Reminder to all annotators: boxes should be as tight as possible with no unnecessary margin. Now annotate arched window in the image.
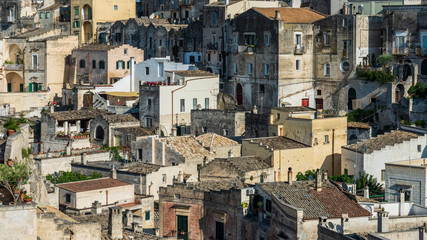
[99,60,105,69]
[116,60,125,69]
[95,126,104,140]
[324,63,330,76]
[79,59,85,68]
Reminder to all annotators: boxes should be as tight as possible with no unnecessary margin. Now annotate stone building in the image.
[89,113,139,147]
[1,28,78,95]
[191,109,246,137]
[139,70,219,136]
[58,177,134,214]
[225,8,325,110]
[347,121,371,144]
[159,180,251,240]
[200,155,274,184]
[0,0,42,31]
[111,126,154,148]
[152,0,208,21]
[342,129,427,184]
[70,44,144,86]
[195,133,241,159]
[70,0,136,44]
[202,0,281,76]
[34,3,71,33]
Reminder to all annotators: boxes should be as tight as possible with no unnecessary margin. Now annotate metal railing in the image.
[294,45,305,55]
[392,46,409,55]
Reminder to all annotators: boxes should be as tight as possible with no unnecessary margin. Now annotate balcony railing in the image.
[294,45,305,55]
[3,64,23,71]
[392,46,409,55]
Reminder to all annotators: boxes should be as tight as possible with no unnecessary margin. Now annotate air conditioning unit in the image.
[246,188,255,196]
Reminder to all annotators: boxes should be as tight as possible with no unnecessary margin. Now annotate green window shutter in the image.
[145,211,150,220]
[127,61,130,69]
[29,83,33,92]
[116,61,119,69]
[38,84,42,91]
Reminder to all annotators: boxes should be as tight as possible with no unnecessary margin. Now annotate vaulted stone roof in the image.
[187,179,249,192]
[125,163,161,175]
[196,133,239,148]
[159,136,211,158]
[259,181,371,220]
[343,130,420,154]
[247,136,309,150]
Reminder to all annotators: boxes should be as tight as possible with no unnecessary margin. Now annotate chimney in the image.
[399,188,405,216]
[130,57,135,92]
[377,208,389,233]
[288,167,293,185]
[108,206,123,239]
[172,127,177,137]
[124,210,133,228]
[66,145,71,156]
[341,214,349,234]
[315,169,322,191]
[110,165,117,179]
[322,170,328,181]
[81,153,87,165]
[275,10,281,20]
[419,223,427,240]
[228,150,233,158]
[91,201,102,214]
[363,185,369,198]
[50,105,54,113]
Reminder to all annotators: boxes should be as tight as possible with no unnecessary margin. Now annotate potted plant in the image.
[241,202,248,208]
[13,187,19,194]
[3,118,18,136]
[23,194,32,203]
[7,159,13,166]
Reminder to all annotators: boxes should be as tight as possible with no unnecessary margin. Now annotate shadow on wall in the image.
[321,153,342,176]
[422,146,427,158]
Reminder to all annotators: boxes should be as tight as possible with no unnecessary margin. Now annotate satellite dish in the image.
[308,175,313,180]
[358,4,364,14]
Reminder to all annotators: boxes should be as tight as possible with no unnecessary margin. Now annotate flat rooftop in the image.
[386,158,427,168]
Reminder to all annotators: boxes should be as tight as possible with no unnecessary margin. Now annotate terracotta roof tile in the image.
[248,136,309,150]
[115,127,154,137]
[47,109,109,121]
[125,163,161,174]
[206,156,270,173]
[57,178,131,193]
[196,133,239,147]
[101,114,139,123]
[343,130,420,154]
[159,136,211,158]
[348,122,371,129]
[254,7,326,23]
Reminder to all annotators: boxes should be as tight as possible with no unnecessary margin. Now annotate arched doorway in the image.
[422,60,427,76]
[348,88,356,110]
[83,21,93,43]
[236,83,243,105]
[83,92,93,108]
[95,126,104,140]
[8,44,22,64]
[395,84,405,102]
[6,72,24,92]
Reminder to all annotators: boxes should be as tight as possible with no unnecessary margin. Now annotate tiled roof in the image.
[206,156,270,173]
[47,109,109,121]
[115,127,154,137]
[37,205,78,223]
[125,162,161,174]
[259,181,371,219]
[248,136,309,150]
[159,136,211,158]
[342,130,420,154]
[72,213,164,240]
[254,8,326,23]
[12,28,52,38]
[101,114,139,123]
[188,179,249,192]
[57,178,131,193]
[348,122,371,129]
[167,70,217,77]
[74,44,120,51]
[196,133,239,148]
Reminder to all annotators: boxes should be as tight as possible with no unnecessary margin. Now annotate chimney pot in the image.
[275,10,281,20]
[288,167,293,185]
[315,169,322,191]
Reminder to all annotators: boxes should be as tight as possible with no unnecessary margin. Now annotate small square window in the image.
[66,193,71,203]
[145,211,150,221]
[317,90,322,96]
[145,67,149,75]
[202,127,207,133]
[114,5,118,11]
[418,145,422,152]
[223,129,229,136]
[147,98,152,106]
[324,135,329,144]
[124,48,128,54]
[162,174,166,183]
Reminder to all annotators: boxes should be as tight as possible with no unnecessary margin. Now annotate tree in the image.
[0,161,31,204]
[296,169,316,181]
[355,171,383,196]
[377,54,394,67]
[328,174,354,183]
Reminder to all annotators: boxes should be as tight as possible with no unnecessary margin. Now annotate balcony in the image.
[294,45,305,55]
[392,46,409,56]
[244,46,256,55]
[180,0,194,6]
[3,64,23,71]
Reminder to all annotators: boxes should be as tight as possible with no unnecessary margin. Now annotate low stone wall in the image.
[4,123,31,161]
[317,225,354,240]
[0,92,55,112]
[0,203,38,240]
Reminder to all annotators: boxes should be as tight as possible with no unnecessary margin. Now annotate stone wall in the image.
[245,112,270,138]
[4,123,31,161]
[318,225,354,240]
[0,204,38,240]
[191,109,246,137]
[0,92,55,113]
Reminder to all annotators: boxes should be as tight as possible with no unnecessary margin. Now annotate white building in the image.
[341,129,427,184]
[139,70,219,136]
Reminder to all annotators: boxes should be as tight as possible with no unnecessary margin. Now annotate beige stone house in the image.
[70,44,144,86]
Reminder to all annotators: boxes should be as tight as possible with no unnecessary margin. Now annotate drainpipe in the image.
[332,129,335,175]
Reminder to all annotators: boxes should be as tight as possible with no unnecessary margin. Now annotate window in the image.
[418,145,422,152]
[340,61,350,72]
[381,170,385,181]
[314,138,318,145]
[73,21,80,28]
[344,168,348,175]
[193,98,197,109]
[124,48,128,54]
[92,60,96,69]
[296,60,300,70]
[159,39,162,47]
[212,12,217,26]
[116,61,125,69]
[158,63,164,77]
[180,99,185,112]
[202,127,207,133]
[149,37,153,49]
[244,33,255,46]
[343,18,348,27]
[45,12,50,19]
[145,211,150,221]
[324,63,330,76]
[295,34,302,46]
[233,63,237,74]
[146,117,152,128]
[66,193,71,203]
[145,67,149,75]
[205,98,209,109]
[114,5,118,11]
[174,194,181,200]
[264,64,269,76]
[316,98,323,109]
[147,98,152,106]
[99,60,105,69]
[266,199,272,212]
[127,60,130,69]
[324,32,330,46]
[265,34,269,46]
[277,113,280,120]
[115,33,122,42]
[138,149,142,160]
[259,84,265,93]
[39,12,44,19]
[317,89,322,96]
[74,7,79,16]
[324,135,329,144]
[162,174,167,183]
[302,98,309,107]
[223,129,229,136]
[208,53,211,61]
[32,54,38,69]
[248,63,253,75]
[233,34,238,44]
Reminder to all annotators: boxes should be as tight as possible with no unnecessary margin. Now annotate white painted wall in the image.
[146,165,184,200]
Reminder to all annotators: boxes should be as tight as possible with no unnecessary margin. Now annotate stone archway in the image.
[8,44,22,64]
[236,83,243,106]
[348,88,356,110]
[95,125,104,141]
[5,72,24,92]
[82,4,92,20]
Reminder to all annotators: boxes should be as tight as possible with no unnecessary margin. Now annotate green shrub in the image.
[357,69,395,84]
[377,54,394,67]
